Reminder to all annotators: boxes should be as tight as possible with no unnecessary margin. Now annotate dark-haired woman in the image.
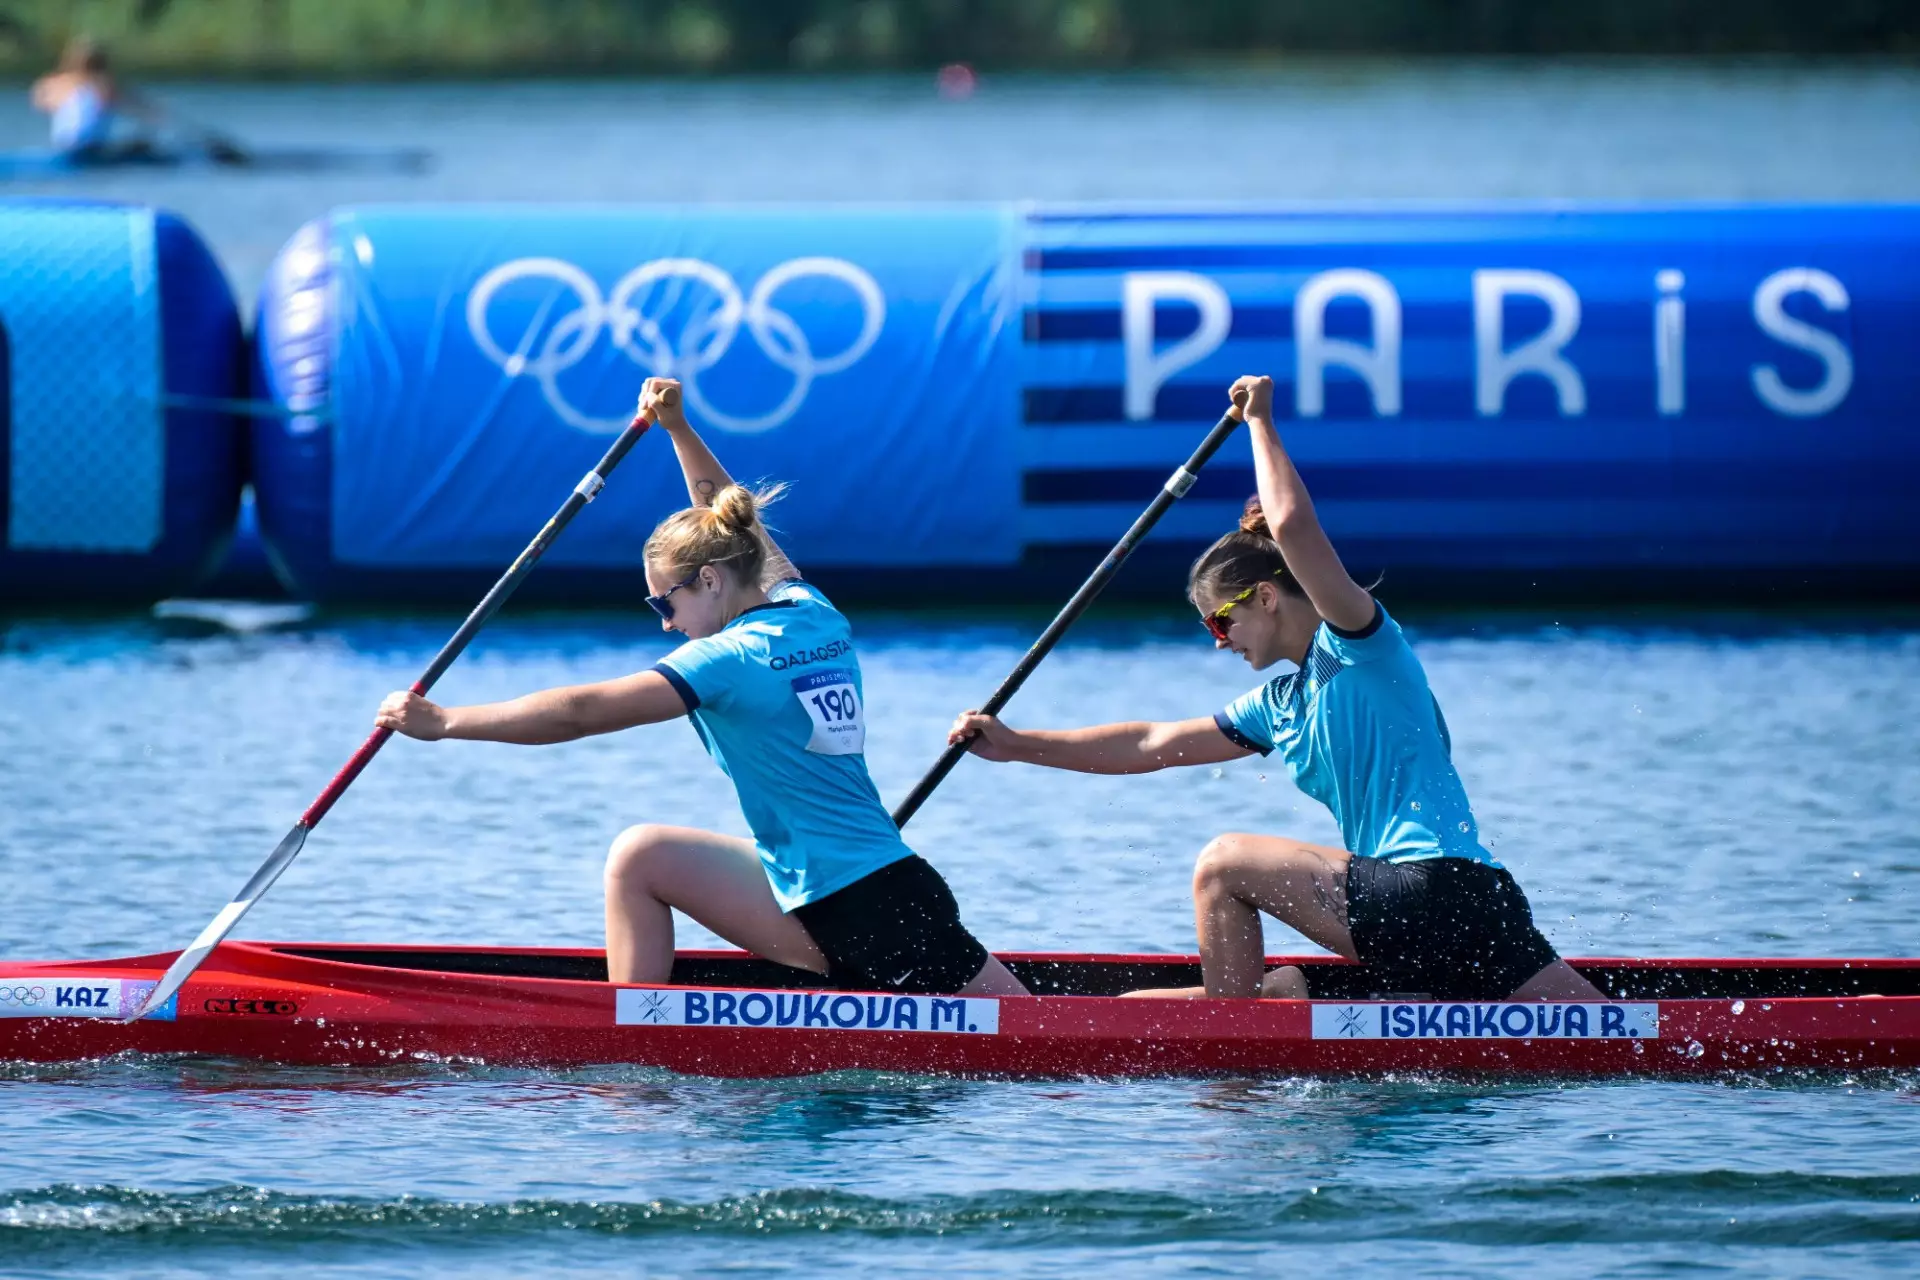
[379,378,1025,998]
[949,375,1601,1002]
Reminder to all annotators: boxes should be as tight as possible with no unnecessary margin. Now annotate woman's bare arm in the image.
[377,671,689,746]
[638,377,800,585]
[1232,375,1377,633]
[948,713,1251,775]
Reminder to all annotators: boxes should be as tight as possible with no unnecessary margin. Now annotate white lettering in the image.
[1751,268,1853,417]
[1122,272,1231,421]
[1474,269,1585,417]
[1295,269,1401,418]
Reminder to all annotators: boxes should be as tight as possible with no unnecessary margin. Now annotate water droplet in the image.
[1211,768,1224,780]
[1458,822,1470,833]
[1632,1040,1645,1055]
[1687,1041,1705,1059]
[1411,801,1421,812]
[1731,1000,1746,1015]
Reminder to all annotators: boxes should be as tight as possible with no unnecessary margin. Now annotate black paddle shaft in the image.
[891,409,1242,829]
[304,412,653,832]
[414,418,650,693]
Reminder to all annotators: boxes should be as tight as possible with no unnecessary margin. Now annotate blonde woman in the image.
[378,378,1025,997]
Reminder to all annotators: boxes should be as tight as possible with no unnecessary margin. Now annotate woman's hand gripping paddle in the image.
[125,391,674,1021]
[890,407,1244,828]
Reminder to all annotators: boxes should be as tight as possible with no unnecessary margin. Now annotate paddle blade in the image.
[123,823,309,1022]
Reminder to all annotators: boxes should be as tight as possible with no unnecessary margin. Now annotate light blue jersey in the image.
[50,84,113,152]
[653,580,913,911]
[1214,603,1497,867]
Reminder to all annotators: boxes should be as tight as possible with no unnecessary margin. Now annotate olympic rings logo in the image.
[0,986,47,1004]
[466,255,887,435]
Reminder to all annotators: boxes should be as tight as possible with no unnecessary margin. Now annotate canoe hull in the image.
[3,943,1916,1078]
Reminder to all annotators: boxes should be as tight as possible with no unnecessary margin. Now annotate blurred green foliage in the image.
[1,0,1913,75]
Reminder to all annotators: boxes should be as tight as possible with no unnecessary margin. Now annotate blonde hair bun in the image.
[710,484,760,533]
[646,481,788,587]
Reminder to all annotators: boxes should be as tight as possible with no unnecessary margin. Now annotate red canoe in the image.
[2,942,1917,1077]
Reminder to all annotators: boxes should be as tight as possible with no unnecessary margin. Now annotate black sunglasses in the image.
[645,566,705,621]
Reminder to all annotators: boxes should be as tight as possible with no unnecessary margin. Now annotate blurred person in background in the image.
[31,35,241,162]
[33,36,151,156]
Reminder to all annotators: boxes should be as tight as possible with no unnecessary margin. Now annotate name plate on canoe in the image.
[616,987,1000,1035]
[0,978,176,1021]
[1312,1001,1658,1040]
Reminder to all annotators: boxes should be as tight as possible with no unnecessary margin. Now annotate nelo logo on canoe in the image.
[203,997,299,1016]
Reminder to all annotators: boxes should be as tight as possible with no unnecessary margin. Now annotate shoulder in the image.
[654,629,760,711]
[764,580,853,639]
[1314,601,1410,667]
[1215,671,1299,755]
[770,578,838,612]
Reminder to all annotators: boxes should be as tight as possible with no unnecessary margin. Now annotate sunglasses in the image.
[645,566,705,621]
[1202,584,1260,643]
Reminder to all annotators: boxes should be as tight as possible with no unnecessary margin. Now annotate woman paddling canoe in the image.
[379,377,1026,998]
[949,374,1604,1004]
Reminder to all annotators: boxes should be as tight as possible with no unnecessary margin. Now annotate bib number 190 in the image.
[791,668,865,755]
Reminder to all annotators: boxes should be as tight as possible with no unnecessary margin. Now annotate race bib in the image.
[792,668,865,755]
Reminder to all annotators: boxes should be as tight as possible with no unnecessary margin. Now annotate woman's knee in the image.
[606,823,675,887]
[1192,833,1260,900]
[1260,966,1310,999]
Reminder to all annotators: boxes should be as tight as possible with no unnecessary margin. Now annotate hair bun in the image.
[710,484,760,533]
[1238,496,1269,537]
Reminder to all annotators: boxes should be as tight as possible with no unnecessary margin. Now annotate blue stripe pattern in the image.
[1017,205,1920,569]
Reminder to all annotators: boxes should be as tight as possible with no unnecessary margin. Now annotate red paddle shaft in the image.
[128,411,655,1020]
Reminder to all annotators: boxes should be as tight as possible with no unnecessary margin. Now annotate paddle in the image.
[125,400,664,1021]
[891,407,1243,828]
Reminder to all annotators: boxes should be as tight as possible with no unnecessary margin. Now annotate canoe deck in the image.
[3,942,1917,1078]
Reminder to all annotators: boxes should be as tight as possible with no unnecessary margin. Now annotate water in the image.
[2,63,1919,302]
[2,608,1919,1276]
[4,61,1920,1275]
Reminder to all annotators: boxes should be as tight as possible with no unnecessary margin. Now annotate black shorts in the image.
[790,855,991,995]
[1344,856,1560,1000]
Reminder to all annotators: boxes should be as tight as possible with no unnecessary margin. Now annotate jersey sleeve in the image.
[1214,684,1277,756]
[653,633,749,713]
[1316,600,1408,666]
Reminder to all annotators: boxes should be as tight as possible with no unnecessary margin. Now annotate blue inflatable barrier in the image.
[0,200,243,605]
[254,204,1920,604]
[253,206,1016,603]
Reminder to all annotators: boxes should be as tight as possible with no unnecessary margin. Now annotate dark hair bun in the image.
[1238,496,1269,537]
